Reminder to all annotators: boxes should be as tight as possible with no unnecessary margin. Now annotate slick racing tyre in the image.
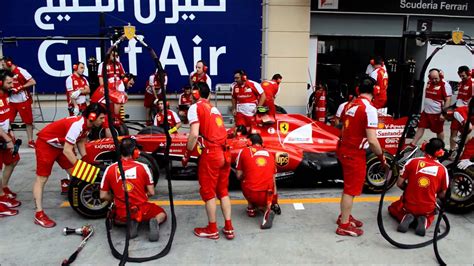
[136,152,160,186]
[137,126,165,135]
[68,176,110,219]
[88,124,129,140]
[275,105,287,114]
[446,166,474,213]
[364,151,398,194]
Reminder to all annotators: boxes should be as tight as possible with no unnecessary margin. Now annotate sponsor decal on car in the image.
[283,124,313,144]
[275,152,289,167]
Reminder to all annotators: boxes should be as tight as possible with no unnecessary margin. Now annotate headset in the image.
[457,65,472,77]
[122,73,134,86]
[197,60,208,73]
[421,140,445,158]
[73,63,79,72]
[4,58,13,68]
[192,82,204,100]
[83,103,102,121]
[428,68,444,80]
[237,70,247,82]
[120,137,141,160]
[356,76,379,95]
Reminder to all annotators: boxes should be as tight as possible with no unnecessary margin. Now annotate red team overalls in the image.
[187,98,230,201]
[90,84,127,129]
[231,80,264,128]
[65,73,89,115]
[370,67,388,109]
[100,158,166,222]
[337,96,379,196]
[9,66,34,125]
[236,145,276,208]
[388,156,449,229]
[153,110,181,129]
[144,73,167,108]
[260,80,279,118]
[419,80,452,134]
[456,77,473,107]
[190,71,212,89]
[0,94,20,170]
[452,106,474,160]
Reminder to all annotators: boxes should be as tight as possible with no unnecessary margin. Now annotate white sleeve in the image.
[365,64,374,75]
[18,67,33,81]
[100,164,114,190]
[336,102,347,118]
[98,63,104,77]
[153,114,158,127]
[252,81,264,94]
[235,149,244,169]
[187,104,199,124]
[148,74,154,85]
[189,71,196,78]
[444,82,453,97]
[65,119,85,144]
[65,76,73,92]
[454,111,465,124]
[84,77,89,86]
[365,105,378,128]
[172,110,181,123]
[178,93,184,105]
[230,82,237,96]
[206,74,212,91]
[369,69,377,80]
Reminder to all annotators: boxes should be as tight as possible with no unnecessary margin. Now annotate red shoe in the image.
[336,224,364,237]
[28,140,36,149]
[222,227,235,240]
[3,187,17,199]
[0,195,21,208]
[194,226,219,239]
[34,211,56,228]
[246,207,257,217]
[337,214,363,228]
[0,204,18,217]
[61,179,70,195]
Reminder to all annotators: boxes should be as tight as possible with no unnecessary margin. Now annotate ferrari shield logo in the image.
[124,25,136,40]
[279,122,289,135]
[452,30,463,44]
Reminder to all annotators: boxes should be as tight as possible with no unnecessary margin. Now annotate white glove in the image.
[153,99,159,105]
[71,90,82,99]
[73,107,80,116]
[457,159,474,170]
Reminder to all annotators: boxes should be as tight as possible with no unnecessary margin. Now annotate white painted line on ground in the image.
[293,203,305,210]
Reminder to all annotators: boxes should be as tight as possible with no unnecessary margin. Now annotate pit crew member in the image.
[100,137,167,242]
[2,57,37,148]
[65,62,90,116]
[144,71,167,125]
[231,70,266,131]
[455,65,473,107]
[236,134,277,229]
[336,76,386,237]
[33,103,106,228]
[388,138,448,236]
[182,82,234,240]
[98,51,125,86]
[178,85,192,123]
[454,101,474,169]
[261,74,282,119]
[189,60,212,89]
[153,99,181,134]
[410,69,452,147]
[369,57,389,109]
[0,70,21,217]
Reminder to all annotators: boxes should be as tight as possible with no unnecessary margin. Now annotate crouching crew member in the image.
[388,138,449,236]
[33,104,106,228]
[182,82,234,240]
[144,71,167,125]
[100,137,166,242]
[260,74,282,119]
[0,70,21,217]
[455,102,474,170]
[65,62,90,116]
[336,76,386,237]
[231,70,266,132]
[153,99,181,134]
[236,134,277,229]
[178,85,193,123]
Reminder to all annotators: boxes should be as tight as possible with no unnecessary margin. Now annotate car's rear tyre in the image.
[137,126,165,135]
[363,152,398,194]
[275,105,287,114]
[446,167,474,213]
[68,154,160,219]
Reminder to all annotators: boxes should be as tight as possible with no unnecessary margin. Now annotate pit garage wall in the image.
[262,0,311,114]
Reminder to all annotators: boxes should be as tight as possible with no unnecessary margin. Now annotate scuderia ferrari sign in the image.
[400,0,469,12]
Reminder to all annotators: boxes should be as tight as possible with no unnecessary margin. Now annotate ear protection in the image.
[73,64,78,71]
[5,59,13,68]
[202,62,208,73]
[192,88,201,100]
[370,59,375,66]
[240,70,247,82]
[121,137,141,159]
[88,112,97,121]
[421,142,445,158]
[122,76,129,85]
[428,68,444,80]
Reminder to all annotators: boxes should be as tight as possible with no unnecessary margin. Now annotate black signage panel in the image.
[311,0,474,17]
[417,19,433,32]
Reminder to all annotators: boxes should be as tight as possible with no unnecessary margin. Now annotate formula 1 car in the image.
[69,112,414,218]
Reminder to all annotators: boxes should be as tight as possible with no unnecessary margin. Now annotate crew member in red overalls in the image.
[98,51,125,86]
[144,71,167,126]
[153,99,181,134]
[100,137,167,242]
[178,85,193,123]
[336,76,386,237]
[369,57,389,109]
[189,60,212,89]
[2,57,37,148]
[0,70,21,217]
[65,62,90,116]
[231,70,266,132]
[33,104,106,228]
[453,101,474,169]
[410,69,452,147]
[260,74,282,119]
[455,65,473,107]
[182,82,234,240]
[312,84,327,123]
[388,138,449,236]
[236,134,277,229]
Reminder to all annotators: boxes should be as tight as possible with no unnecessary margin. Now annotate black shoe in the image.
[271,204,281,215]
[261,209,275,229]
[149,218,160,242]
[397,214,415,233]
[415,216,427,236]
[130,220,139,239]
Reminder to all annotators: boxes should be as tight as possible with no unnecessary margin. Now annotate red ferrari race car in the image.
[68,112,471,218]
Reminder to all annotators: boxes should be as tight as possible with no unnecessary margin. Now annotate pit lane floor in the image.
[0,125,473,265]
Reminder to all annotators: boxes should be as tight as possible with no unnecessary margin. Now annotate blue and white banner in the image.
[1,0,262,93]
